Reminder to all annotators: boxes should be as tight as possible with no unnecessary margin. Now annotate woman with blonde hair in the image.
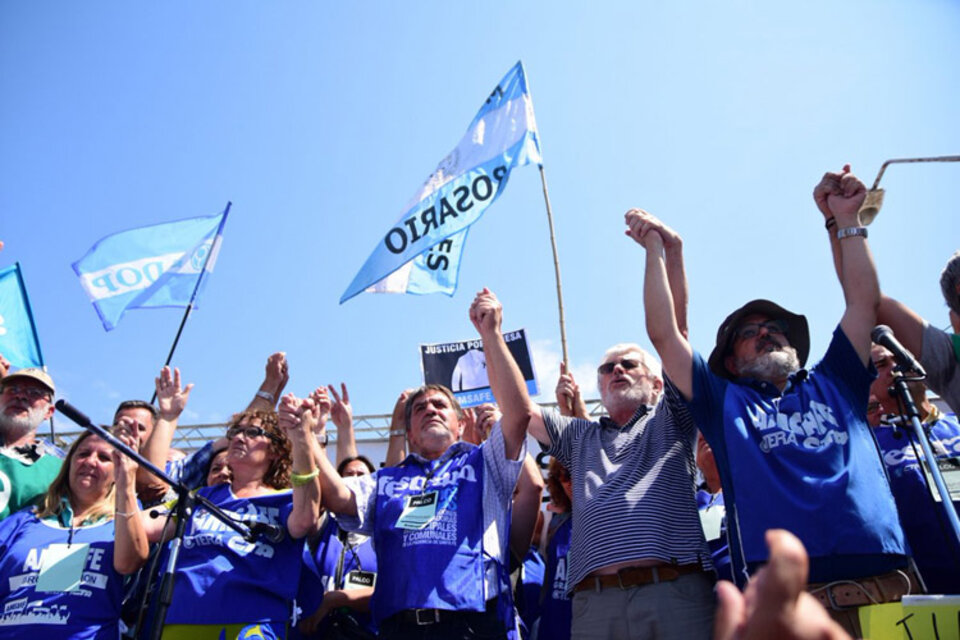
[0,425,148,639]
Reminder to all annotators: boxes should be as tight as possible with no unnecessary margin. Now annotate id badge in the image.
[699,505,725,542]
[395,491,438,530]
[36,543,89,593]
[921,456,960,503]
[345,569,377,590]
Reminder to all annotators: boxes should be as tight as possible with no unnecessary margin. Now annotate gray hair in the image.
[598,343,662,382]
[941,251,960,316]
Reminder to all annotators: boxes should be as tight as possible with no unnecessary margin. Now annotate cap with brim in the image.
[707,299,810,381]
[2,368,55,396]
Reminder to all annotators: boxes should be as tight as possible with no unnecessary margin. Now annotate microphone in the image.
[55,399,95,427]
[871,325,926,377]
[246,521,285,544]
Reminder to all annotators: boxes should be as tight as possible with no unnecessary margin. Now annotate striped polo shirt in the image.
[543,382,712,591]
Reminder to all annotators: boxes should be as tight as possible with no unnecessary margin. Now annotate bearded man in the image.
[637,165,912,638]
[0,368,62,520]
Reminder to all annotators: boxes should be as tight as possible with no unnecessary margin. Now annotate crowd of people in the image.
[0,164,959,639]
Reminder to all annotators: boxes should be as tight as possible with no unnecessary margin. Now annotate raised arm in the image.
[627,209,695,399]
[246,352,290,411]
[555,363,589,419]
[470,288,539,457]
[137,366,193,500]
[278,393,322,538]
[877,295,925,357]
[813,166,876,365]
[280,394,358,517]
[384,389,413,466]
[112,427,149,574]
[510,453,546,560]
[328,383,359,463]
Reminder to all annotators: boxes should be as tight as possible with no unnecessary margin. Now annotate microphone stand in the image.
[885,374,960,547]
[54,400,259,640]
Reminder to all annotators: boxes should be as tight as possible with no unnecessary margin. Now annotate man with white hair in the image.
[0,368,62,520]
[497,305,715,634]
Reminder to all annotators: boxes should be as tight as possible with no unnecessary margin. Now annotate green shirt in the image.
[0,446,63,520]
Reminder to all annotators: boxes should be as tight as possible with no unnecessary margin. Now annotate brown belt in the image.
[809,568,921,609]
[573,563,705,593]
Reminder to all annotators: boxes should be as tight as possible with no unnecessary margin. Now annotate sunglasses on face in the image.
[597,358,642,376]
[226,425,280,443]
[734,319,788,341]
[1,383,51,402]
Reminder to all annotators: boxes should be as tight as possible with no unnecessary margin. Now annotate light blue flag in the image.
[72,206,229,331]
[0,263,44,368]
[341,61,542,303]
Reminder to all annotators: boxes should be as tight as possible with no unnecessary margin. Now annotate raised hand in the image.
[112,419,141,487]
[264,352,290,397]
[624,208,667,251]
[555,362,581,415]
[469,287,503,336]
[813,164,866,223]
[155,366,194,421]
[328,383,353,430]
[474,403,502,439]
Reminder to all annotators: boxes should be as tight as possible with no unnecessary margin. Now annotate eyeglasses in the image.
[226,425,280,442]
[1,383,52,402]
[597,358,642,376]
[734,319,788,341]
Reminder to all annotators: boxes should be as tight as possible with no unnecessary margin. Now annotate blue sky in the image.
[1,2,958,432]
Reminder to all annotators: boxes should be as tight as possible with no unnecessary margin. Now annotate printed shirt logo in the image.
[738,400,848,453]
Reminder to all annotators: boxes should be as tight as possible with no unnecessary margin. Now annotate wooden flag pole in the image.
[537,164,569,369]
[149,202,231,404]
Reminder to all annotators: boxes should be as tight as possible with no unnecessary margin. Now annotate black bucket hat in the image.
[707,299,810,380]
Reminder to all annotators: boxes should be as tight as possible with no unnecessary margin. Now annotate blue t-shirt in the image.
[696,489,731,583]
[537,514,572,640]
[162,484,302,626]
[687,327,907,584]
[292,515,378,639]
[873,413,960,594]
[0,510,124,640]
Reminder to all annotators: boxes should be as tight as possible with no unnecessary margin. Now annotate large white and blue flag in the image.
[72,206,229,331]
[340,61,542,303]
[0,263,44,368]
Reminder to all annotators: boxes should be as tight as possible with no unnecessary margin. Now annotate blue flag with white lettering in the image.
[340,61,542,303]
[72,207,229,331]
[0,263,44,368]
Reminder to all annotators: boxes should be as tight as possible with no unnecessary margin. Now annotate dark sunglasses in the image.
[734,319,788,341]
[226,425,280,443]
[597,358,641,376]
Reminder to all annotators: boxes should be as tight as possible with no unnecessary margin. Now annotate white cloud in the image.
[530,339,598,404]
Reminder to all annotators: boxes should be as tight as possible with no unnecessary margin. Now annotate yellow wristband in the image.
[291,469,319,487]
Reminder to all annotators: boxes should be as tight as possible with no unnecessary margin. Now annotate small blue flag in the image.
[72,206,229,331]
[341,61,542,303]
[0,263,44,368]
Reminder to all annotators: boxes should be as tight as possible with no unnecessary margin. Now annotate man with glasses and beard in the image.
[636,166,912,638]
[0,368,62,521]
[492,286,716,636]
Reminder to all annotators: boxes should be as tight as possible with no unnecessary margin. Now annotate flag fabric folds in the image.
[0,263,44,368]
[72,207,229,331]
[340,61,542,304]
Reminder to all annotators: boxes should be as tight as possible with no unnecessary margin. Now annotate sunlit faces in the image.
[340,459,371,478]
[114,407,157,448]
[206,448,232,487]
[69,436,115,499]
[597,349,662,413]
[226,418,277,468]
[869,344,896,404]
[408,390,463,451]
[725,314,800,381]
[0,379,54,433]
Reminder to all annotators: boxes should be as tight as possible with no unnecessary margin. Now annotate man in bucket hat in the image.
[633,165,913,638]
[0,367,63,520]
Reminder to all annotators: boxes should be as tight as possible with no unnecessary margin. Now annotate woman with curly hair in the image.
[145,405,322,640]
[0,427,147,639]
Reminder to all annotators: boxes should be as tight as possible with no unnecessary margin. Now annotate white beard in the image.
[736,346,800,381]
[601,384,656,419]
[0,402,46,444]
